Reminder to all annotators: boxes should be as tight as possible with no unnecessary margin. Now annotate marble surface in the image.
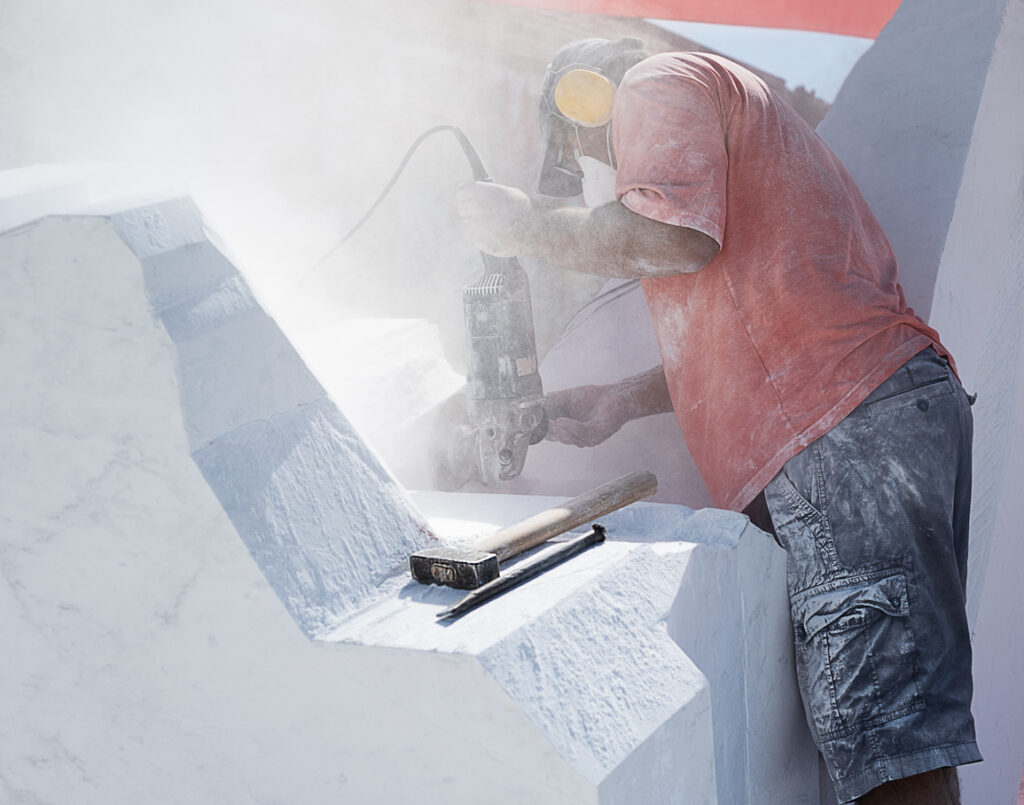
[0,182,817,803]
[294,317,465,491]
[106,198,432,638]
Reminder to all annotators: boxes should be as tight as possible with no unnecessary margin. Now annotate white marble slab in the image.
[0,178,816,804]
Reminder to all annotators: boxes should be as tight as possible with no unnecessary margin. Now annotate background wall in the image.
[820,0,1024,801]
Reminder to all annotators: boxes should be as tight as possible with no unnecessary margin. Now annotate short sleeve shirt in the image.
[612,53,949,511]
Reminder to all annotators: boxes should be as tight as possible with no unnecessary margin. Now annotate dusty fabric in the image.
[611,52,950,511]
[762,348,981,802]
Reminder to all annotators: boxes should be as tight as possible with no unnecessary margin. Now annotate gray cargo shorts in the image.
[762,347,982,803]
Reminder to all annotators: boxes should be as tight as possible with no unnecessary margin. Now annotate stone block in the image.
[0,175,815,804]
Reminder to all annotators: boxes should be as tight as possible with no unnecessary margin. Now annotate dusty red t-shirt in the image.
[612,53,949,511]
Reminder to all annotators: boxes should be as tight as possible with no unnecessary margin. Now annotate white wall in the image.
[818,0,1008,320]
[823,0,1024,801]
[927,2,1024,800]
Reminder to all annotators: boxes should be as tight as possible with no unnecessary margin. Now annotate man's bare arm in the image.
[456,181,719,278]
[545,365,674,447]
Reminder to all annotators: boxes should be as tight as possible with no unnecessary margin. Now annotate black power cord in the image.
[293,125,490,295]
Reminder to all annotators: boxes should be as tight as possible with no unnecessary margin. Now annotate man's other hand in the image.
[544,384,633,447]
[455,181,535,257]
[544,368,674,447]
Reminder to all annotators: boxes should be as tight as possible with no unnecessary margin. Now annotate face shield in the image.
[537,115,584,197]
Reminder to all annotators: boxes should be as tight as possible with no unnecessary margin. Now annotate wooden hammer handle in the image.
[474,471,658,562]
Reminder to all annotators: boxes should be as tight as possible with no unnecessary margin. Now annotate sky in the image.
[649,20,874,102]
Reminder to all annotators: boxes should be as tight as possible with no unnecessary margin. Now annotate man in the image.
[456,37,980,804]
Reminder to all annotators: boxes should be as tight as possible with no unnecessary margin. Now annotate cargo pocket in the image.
[791,570,923,739]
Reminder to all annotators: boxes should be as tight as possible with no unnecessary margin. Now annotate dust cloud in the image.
[2,0,686,497]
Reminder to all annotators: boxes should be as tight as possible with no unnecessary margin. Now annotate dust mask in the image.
[576,155,618,208]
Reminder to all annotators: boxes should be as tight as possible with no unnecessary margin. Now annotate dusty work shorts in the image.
[762,347,983,803]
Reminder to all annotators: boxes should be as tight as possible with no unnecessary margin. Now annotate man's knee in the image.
[857,766,961,804]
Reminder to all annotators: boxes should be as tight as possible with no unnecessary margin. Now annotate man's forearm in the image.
[542,365,674,447]
[525,201,719,278]
[618,365,674,417]
[455,181,719,278]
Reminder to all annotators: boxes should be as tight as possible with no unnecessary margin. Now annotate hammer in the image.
[410,471,657,589]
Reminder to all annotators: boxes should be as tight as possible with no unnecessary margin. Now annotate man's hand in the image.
[455,181,536,257]
[544,384,633,447]
[544,367,674,448]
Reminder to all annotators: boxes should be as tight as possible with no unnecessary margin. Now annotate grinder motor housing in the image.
[462,251,547,485]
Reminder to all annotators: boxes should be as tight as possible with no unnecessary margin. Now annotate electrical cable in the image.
[291,124,489,297]
[291,124,625,361]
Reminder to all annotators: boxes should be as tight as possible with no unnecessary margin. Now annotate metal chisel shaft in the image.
[436,524,607,620]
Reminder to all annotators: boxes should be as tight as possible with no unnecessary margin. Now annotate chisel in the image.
[436,524,606,620]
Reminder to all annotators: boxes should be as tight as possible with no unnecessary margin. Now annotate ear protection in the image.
[553,69,616,128]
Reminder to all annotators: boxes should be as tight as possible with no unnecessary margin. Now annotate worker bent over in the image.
[456,36,980,804]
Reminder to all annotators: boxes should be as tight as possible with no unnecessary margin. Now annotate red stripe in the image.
[483,0,900,38]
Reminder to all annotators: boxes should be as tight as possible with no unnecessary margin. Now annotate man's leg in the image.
[763,348,981,803]
[859,767,960,804]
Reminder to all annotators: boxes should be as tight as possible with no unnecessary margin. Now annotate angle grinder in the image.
[429,128,547,489]
[310,125,548,490]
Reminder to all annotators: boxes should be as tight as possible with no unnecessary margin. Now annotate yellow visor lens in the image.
[554,69,616,127]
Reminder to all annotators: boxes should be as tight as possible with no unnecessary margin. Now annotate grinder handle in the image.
[475,471,657,562]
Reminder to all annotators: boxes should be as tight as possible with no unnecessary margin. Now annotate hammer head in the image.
[410,546,500,590]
